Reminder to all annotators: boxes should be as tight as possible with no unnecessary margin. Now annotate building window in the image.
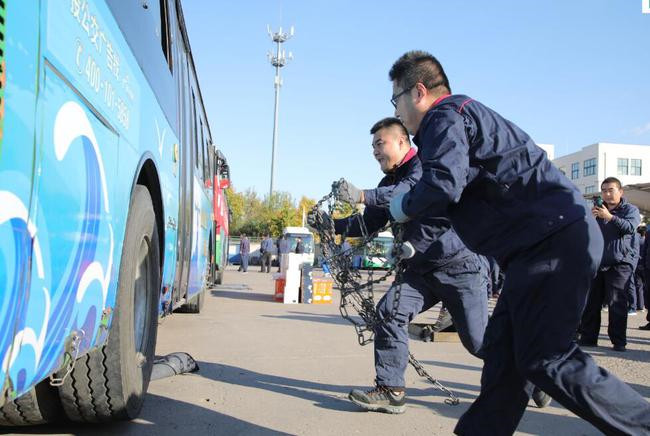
[631,159,642,176]
[585,185,596,194]
[583,158,596,176]
[617,158,629,176]
[571,162,579,180]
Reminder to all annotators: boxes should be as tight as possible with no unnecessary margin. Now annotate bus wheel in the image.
[57,185,160,422]
[0,380,63,426]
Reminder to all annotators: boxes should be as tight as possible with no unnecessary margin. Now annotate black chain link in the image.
[308,180,459,406]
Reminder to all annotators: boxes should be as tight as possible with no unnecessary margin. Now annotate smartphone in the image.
[592,196,603,207]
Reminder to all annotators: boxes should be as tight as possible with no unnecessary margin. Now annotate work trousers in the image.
[580,263,634,347]
[260,252,272,273]
[455,218,650,436]
[374,254,488,388]
[238,253,249,272]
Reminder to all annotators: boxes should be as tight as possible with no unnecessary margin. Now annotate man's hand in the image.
[388,241,416,264]
[389,192,411,223]
[336,178,364,205]
[308,208,333,229]
[592,205,613,222]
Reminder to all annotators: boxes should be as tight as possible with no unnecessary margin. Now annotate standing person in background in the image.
[634,226,646,313]
[260,234,274,273]
[295,237,305,254]
[628,229,641,315]
[277,235,290,272]
[238,234,250,273]
[640,226,650,330]
[579,177,640,352]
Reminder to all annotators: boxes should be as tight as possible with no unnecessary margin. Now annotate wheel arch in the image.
[130,154,164,271]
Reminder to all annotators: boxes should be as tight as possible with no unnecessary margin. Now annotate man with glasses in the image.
[386,50,650,435]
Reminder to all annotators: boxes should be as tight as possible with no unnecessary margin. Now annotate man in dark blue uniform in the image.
[579,178,640,351]
[386,50,650,435]
[332,117,489,414]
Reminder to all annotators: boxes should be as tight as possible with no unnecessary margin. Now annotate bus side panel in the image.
[0,1,40,402]
[5,69,120,400]
[186,177,210,299]
[1,0,183,400]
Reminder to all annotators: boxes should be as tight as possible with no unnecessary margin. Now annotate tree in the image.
[225,186,317,237]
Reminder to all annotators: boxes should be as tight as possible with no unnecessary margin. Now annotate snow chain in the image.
[308,180,459,406]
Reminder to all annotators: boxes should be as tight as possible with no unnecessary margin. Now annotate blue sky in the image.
[182,0,650,202]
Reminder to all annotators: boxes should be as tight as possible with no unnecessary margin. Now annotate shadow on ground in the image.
[210,289,272,303]
[2,393,289,436]
[192,360,597,435]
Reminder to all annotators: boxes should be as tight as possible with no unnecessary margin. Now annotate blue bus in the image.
[0,0,219,424]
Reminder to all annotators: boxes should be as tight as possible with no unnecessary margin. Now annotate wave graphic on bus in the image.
[0,101,114,395]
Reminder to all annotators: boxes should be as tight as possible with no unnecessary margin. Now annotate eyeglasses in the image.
[390,86,413,108]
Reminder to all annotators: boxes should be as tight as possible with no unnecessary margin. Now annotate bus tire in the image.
[0,380,63,426]
[57,185,160,422]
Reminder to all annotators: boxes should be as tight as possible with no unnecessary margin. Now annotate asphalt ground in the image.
[7,265,650,436]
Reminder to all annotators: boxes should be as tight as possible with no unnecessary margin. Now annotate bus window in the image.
[160,0,173,72]
[192,91,200,175]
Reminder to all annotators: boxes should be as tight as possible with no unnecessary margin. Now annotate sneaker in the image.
[531,387,552,408]
[628,310,637,316]
[348,385,406,414]
[639,323,650,331]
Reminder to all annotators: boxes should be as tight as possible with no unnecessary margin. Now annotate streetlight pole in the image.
[267,25,293,200]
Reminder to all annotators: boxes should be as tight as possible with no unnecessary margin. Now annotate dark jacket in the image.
[295,241,305,254]
[261,237,274,254]
[401,94,591,265]
[335,149,474,273]
[639,234,650,271]
[597,198,640,267]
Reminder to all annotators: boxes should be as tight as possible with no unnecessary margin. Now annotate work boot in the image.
[348,385,406,414]
[531,387,552,408]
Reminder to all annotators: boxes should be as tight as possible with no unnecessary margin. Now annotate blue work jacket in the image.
[597,198,640,267]
[335,150,473,272]
[401,94,590,265]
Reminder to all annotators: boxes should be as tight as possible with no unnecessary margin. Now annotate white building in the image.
[537,143,555,160]
[552,142,650,196]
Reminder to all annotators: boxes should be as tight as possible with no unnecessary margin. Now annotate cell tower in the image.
[267,25,294,199]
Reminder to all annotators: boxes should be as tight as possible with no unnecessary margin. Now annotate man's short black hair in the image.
[601,177,623,189]
[370,117,410,141]
[389,50,451,94]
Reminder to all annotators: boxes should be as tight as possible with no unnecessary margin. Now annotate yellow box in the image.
[312,278,333,304]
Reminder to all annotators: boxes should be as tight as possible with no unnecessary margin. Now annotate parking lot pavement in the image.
[8,265,650,435]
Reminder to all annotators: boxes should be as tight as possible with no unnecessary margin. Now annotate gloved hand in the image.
[389,192,411,223]
[308,208,333,229]
[336,178,364,205]
[388,241,416,264]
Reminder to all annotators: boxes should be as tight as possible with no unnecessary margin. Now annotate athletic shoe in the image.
[532,387,552,408]
[348,385,406,414]
[628,309,637,316]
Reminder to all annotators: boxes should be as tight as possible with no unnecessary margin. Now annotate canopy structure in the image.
[622,183,650,216]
